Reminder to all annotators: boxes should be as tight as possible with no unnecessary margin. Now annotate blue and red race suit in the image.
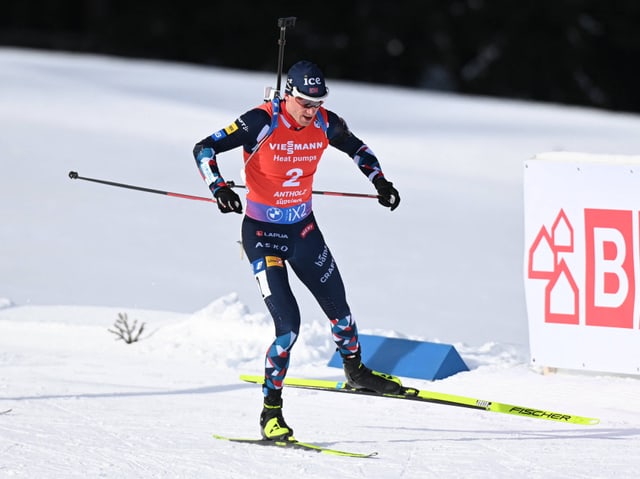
[193,98,390,393]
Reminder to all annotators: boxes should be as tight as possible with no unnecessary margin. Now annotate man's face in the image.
[284,94,323,127]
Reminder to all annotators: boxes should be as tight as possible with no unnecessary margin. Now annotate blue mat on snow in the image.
[328,334,469,381]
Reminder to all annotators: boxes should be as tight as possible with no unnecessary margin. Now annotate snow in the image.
[1,47,639,478]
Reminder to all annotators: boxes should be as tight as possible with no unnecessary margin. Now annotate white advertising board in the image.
[524,152,640,375]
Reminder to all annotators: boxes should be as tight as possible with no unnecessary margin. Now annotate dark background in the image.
[2,1,639,113]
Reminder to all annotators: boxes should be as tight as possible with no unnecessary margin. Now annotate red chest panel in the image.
[244,104,328,208]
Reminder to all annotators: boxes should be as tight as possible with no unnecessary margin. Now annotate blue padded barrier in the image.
[328,334,469,381]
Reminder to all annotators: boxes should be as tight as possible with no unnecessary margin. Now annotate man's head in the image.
[284,60,329,127]
[285,60,329,102]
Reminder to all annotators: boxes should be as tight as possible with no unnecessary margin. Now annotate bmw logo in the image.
[266,207,283,222]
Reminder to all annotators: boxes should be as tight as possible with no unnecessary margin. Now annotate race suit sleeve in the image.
[325,110,385,182]
[193,108,272,194]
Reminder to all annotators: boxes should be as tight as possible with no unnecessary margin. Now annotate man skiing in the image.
[193,60,402,441]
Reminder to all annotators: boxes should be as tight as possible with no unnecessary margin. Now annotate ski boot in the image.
[343,350,403,394]
[260,388,294,441]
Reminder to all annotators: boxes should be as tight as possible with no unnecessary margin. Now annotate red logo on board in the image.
[528,208,636,329]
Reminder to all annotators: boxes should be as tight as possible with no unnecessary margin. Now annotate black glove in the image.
[213,186,243,214]
[373,177,400,211]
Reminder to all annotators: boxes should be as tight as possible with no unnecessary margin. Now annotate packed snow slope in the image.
[1,48,640,478]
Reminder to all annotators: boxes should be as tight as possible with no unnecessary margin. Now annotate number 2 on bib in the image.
[283,168,303,187]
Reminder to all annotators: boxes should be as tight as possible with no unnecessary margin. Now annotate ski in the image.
[240,375,600,426]
[0,409,12,415]
[213,434,377,458]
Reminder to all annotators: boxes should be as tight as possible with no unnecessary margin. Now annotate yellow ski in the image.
[240,375,599,426]
[213,434,377,458]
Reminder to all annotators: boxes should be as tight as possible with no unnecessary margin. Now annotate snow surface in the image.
[1,48,640,478]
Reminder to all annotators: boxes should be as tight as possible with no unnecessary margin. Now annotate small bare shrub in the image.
[108,312,146,343]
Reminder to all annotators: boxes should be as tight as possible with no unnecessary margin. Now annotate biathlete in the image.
[193,60,402,440]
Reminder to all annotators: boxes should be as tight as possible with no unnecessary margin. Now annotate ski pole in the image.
[68,172,377,201]
[68,171,216,203]
[226,181,378,199]
[69,171,378,203]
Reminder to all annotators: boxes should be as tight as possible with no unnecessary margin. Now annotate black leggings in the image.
[242,213,359,391]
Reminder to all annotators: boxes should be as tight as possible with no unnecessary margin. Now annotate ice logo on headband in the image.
[304,76,323,94]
